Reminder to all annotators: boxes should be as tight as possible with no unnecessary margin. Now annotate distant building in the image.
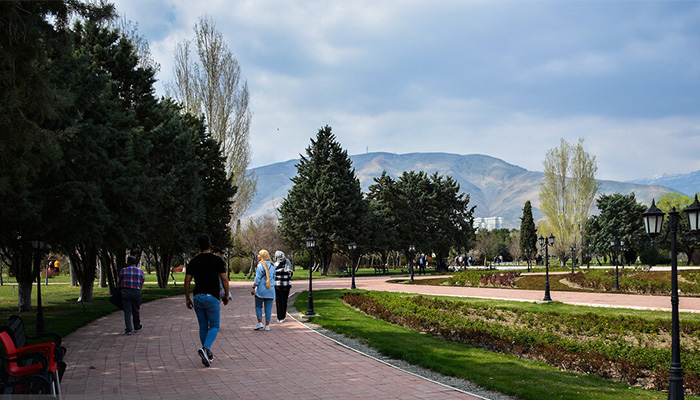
[474,217,503,230]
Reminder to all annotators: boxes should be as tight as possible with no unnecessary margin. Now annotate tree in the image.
[391,171,475,270]
[520,200,538,271]
[585,193,648,266]
[509,230,522,265]
[539,138,598,266]
[474,229,498,268]
[166,15,256,223]
[656,193,699,265]
[278,126,367,275]
[238,214,286,278]
[0,0,115,310]
[366,171,401,268]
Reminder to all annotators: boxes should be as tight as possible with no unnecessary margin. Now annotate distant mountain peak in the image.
[628,170,700,196]
[246,152,680,228]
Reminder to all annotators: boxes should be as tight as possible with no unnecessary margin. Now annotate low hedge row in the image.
[343,292,700,395]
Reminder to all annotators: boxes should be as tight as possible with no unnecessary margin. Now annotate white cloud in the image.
[109,0,700,184]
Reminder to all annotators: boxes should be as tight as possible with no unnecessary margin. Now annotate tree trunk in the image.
[155,250,173,289]
[17,282,33,312]
[71,243,98,302]
[246,254,256,279]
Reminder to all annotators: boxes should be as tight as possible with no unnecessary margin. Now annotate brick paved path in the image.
[61,279,484,399]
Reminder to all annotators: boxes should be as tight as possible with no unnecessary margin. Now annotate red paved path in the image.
[60,275,698,399]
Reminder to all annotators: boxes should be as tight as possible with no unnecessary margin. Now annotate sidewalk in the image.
[60,279,485,399]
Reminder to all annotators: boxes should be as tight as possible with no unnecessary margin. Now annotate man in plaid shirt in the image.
[119,254,145,335]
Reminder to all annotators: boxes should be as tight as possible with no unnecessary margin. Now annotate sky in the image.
[109,0,700,182]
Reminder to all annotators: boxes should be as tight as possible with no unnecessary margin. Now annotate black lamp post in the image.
[31,240,45,336]
[643,195,700,400]
[569,246,577,273]
[305,237,316,316]
[408,245,416,282]
[348,242,357,290]
[610,238,625,291]
[538,234,555,302]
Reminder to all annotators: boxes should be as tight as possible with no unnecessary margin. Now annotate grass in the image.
[0,281,184,338]
[295,289,700,400]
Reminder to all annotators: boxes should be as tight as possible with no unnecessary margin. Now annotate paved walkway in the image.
[61,279,485,400]
[60,275,700,399]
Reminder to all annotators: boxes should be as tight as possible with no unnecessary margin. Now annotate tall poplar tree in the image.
[539,138,598,265]
[278,126,366,275]
[166,15,255,223]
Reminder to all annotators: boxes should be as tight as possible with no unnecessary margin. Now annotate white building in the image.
[474,216,503,230]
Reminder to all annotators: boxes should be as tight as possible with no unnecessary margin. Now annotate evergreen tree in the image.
[278,126,366,275]
[0,1,115,309]
[393,171,475,270]
[520,200,538,271]
[655,193,698,265]
[366,171,400,267]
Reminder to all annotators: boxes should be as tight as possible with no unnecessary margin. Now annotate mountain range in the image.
[627,171,700,197]
[244,152,686,229]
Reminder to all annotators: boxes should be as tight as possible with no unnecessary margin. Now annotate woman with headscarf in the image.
[273,250,294,323]
[251,249,276,331]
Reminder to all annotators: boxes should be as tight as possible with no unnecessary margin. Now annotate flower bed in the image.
[343,292,700,395]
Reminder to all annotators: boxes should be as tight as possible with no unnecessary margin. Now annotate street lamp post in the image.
[610,238,625,291]
[305,237,316,316]
[408,245,416,283]
[31,240,45,336]
[348,242,357,290]
[643,195,700,400]
[569,246,577,274]
[539,234,555,302]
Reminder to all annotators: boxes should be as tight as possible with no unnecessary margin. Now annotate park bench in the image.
[5,315,66,380]
[0,330,60,397]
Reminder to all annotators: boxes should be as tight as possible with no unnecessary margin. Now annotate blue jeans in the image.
[193,294,221,349]
[255,296,274,322]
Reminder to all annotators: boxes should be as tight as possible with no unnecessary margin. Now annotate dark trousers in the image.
[274,286,291,320]
[121,288,142,332]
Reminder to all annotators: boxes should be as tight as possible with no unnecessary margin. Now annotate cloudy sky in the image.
[110,0,700,182]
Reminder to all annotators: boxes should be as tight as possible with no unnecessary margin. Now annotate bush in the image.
[222,257,247,275]
[343,292,700,395]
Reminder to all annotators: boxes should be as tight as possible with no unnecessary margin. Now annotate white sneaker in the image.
[264,325,270,331]
[254,322,264,330]
[279,318,286,323]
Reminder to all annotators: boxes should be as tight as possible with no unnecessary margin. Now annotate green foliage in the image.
[344,291,700,395]
[520,200,538,268]
[585,193,649,265]
[656,193,699,265]
[278,126,367,274]
[299,290,677,400]
[0,4,237,306]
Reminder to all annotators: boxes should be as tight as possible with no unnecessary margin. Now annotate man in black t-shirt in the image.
[185,233,229,367]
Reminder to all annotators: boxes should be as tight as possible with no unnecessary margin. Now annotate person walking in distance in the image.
[273,251,293,323]
[251,250,276,331]
[185,234,229,367]
[120,254,145,335]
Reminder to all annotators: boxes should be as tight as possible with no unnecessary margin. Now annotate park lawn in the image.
[295,289,700,400]
[0,282,184,338]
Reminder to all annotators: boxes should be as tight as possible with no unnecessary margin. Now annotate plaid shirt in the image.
[274,260,293,288]
[119,265,145,289]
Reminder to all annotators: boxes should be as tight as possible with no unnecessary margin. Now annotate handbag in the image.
[109,287,123,310]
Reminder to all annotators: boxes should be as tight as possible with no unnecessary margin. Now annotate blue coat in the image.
[254,261,276,299]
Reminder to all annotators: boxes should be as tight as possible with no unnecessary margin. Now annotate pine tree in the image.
[278,126,366,275]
